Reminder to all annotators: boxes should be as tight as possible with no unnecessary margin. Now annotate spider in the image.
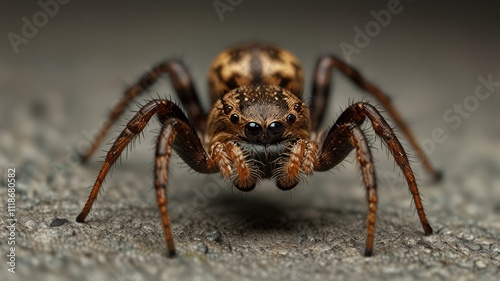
[76,42,441,257]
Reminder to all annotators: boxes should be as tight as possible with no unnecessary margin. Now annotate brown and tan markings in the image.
[208,43,304,101]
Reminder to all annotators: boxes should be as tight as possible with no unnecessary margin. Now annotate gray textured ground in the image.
[1,1,500,281]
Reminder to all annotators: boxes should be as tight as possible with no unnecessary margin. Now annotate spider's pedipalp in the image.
[209,141,260,191]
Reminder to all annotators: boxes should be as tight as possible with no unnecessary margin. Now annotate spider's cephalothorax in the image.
[207,85,311,190]
[77,42,441,257]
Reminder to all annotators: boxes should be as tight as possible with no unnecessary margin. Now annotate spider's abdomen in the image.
[208,43,304,102]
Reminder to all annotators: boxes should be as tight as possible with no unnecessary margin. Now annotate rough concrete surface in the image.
[1,1,500,281]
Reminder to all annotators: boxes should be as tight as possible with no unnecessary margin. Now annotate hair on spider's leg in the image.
[76,100,175,221]
[315,122,379,256]
[77,99,218,257]
[315,100,434,255]
[355,102,433,235]
[153,119,179,257]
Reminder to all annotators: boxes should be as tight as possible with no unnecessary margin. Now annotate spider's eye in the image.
[245,122,263,141]
[267,121,284,139]
[230,113,239,124]
[286,114,297,124]
[223,104,233,115]
[293,103,302,112]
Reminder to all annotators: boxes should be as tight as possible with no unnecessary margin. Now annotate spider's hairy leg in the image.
[315,101,433,255]
[310,55,441,181]
[76,99,216,257]
[352,102,433,236]
[154,119,178,257]
[315,123,378,256]
[274,139,319,190]
[81,59,206,162]
[76,100,164,223]
[209,141,257,191]
[154,117,215,257]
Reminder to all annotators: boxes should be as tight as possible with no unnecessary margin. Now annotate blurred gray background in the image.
[1,1,499,280]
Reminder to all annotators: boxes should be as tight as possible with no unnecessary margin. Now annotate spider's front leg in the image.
[76,99,217,257]
[313,101,433,256]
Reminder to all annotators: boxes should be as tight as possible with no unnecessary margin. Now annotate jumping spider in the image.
[76,42,440,257]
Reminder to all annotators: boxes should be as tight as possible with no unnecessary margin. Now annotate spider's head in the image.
[208,85,310,145]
